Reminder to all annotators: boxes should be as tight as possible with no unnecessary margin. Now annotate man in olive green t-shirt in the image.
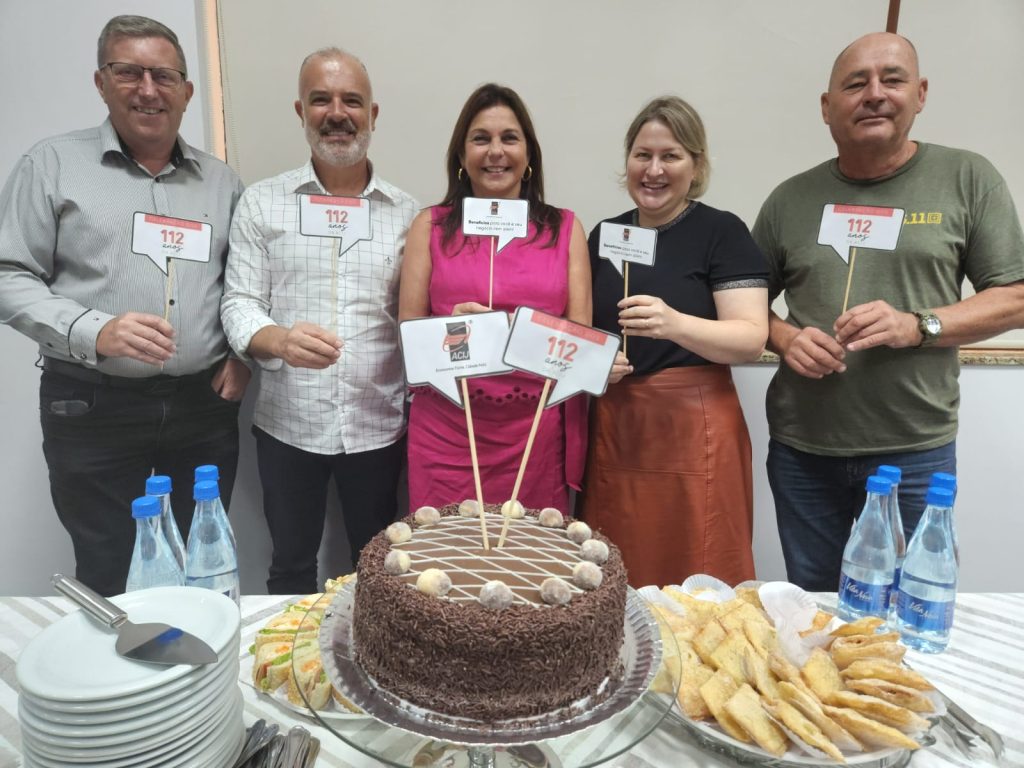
[752,32,1024,591]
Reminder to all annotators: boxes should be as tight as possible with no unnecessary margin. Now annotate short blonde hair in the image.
[624,96,710,198]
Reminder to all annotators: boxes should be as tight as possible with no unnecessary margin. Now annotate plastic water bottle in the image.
[930,472,959,564]
[896,486,957,652]
[145,475,186,571]
[194,465,235,549]
[837,475,895,622]
[126,496,185,591]
[185,480,240,605]
[875,465,905,622]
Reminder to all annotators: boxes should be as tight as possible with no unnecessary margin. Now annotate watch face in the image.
[924,316,942,335]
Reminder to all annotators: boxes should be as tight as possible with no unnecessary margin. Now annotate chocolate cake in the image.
[352,505,628,721]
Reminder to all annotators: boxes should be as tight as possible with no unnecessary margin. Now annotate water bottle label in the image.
[839,573,891,614]
[892,566,902,590]
[897,592,955,631]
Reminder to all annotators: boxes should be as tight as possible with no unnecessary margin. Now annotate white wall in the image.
[1,1,1022,596]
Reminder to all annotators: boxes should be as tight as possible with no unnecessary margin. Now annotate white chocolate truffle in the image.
[458,499,482,517]
[540,577,572,606]
[501,499,525,519]
[566,521,592,544]
[580,538,610,564]
[479,580,514,610]
[572,561,603,590]
[384,549,411,575]
[416,568,452,597]
[414,505,441,526]
[385,522,412,544]
[538,507,564,527]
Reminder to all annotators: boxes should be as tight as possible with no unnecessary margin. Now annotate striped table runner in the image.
[1,593,1019,767]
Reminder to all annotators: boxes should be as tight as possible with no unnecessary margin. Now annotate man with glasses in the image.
[221,48,417,593]
[0,15,248,595]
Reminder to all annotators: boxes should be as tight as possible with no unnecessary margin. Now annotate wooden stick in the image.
[462,378,490,550]
[497,378,552,548]
[163,260,176,323]
[488,236,495,310]
[329,238,340,336]
[841,248,858,315]
[622,261,630,358]
[886,0,901,33]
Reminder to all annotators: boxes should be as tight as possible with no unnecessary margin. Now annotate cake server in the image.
[52,574,218,666]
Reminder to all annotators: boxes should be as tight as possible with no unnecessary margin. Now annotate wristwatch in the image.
[913,310,942,347]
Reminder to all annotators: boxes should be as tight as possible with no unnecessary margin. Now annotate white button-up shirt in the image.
[221,162,418,454]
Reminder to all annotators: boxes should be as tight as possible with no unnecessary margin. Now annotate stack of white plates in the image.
[16,587,244,768]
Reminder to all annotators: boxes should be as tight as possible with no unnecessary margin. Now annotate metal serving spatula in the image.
[52,574,219,666]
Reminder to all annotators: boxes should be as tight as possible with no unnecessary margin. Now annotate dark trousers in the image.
[766,438,957,591]
[39,367,240,597]
[253,427,403,594]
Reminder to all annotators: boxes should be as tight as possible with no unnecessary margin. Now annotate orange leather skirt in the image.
[578,365,755,588]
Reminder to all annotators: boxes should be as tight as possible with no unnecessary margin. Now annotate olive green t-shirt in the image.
[752,143,1024,456]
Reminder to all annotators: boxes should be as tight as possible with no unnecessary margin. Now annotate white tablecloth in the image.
[1,593,1019,767]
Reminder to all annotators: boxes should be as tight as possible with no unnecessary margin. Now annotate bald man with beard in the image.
[752,32,1024,590]
[221,48,418,593]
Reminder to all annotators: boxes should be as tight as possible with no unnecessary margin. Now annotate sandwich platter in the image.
[16,586,244,768]
[244,575,368,720]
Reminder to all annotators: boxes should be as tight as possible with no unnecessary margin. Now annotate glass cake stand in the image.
[293,582,680,768]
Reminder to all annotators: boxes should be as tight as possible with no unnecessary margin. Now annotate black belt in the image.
[42,357,216,395]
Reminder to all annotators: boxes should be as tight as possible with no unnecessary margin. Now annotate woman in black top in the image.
[579,96,769,587]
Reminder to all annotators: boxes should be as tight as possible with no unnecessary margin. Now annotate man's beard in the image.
[307,118,371,167]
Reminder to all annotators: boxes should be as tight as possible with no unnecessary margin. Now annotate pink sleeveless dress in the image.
[406,205,587,513]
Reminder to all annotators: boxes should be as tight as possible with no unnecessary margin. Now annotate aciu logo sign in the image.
[443,321,471,361]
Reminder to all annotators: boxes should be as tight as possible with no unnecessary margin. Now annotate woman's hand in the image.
[618,295,679,339]
[608,351,633,384]
[452,301,493,316]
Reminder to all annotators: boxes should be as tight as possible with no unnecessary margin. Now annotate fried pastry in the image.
[699,668,752,743]
[802,647,845,699]
[844,678,935,713]
[823,705,921,751]
[725,683,788,757]
[777,681,863,752]
[824,691,931,733]
[841,659,934,690]
[831,639,906,669]
[830,616,885,637]
[763,698,846,762]
[742,645,780,699]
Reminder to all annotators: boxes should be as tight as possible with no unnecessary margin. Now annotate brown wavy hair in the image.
[438,83,562,249]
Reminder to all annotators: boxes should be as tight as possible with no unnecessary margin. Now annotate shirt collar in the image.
[292,158,398,204]
[98,117,200,176]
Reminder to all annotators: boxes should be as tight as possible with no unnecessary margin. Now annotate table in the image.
[0,594,1019,767]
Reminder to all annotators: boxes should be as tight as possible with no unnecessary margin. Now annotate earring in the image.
[457,167,464,181]
[522,165,533,182]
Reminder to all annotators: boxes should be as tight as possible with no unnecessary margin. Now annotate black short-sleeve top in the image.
[589,202,769,374]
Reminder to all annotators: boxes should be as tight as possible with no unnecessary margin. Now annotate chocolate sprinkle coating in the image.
[353,504,627,721]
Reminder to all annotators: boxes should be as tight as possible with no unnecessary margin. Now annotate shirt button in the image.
[78,353,87,360]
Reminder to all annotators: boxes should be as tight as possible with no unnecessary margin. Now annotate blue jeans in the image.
[766,438,956,591]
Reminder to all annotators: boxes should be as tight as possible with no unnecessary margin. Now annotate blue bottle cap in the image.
[930,472,957,491]
[865,475,892,495]
[926,486,955,507]
[876,465,902,483]
[145,475,171,495]
[193,480,220,501]
[131,496,161,519]
[195,465,220,482]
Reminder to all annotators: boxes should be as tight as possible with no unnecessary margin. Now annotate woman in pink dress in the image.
[399,83,591,513]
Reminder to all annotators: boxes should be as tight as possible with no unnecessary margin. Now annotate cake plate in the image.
[298,583,679,768]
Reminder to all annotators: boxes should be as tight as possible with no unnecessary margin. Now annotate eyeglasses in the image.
[102,62,186,89]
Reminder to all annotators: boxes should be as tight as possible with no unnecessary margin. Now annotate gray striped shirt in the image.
[0,119,243,377]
